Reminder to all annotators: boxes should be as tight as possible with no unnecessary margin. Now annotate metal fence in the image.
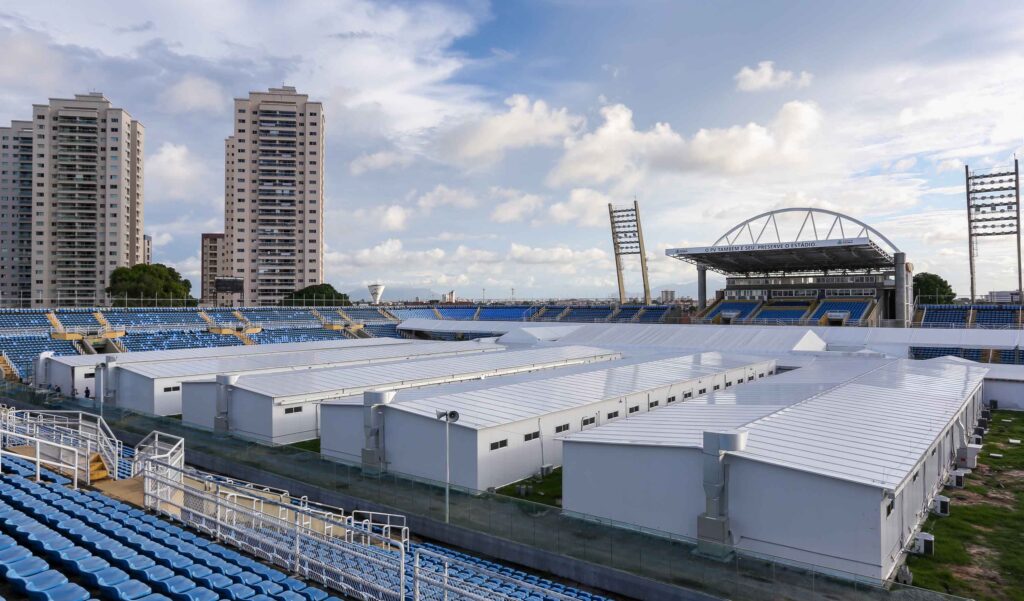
[2,383,971,601]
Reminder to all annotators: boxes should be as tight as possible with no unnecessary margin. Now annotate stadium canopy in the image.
[665,208,900,275]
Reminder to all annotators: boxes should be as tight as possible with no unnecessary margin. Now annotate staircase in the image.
[46,312,64,332]
[233,331,255,345]
[311,308,327,325]
[472,306,481,320]
[531,307,547,321]
[93,311,111,328]
[606,306,622,322]
[198,311,215,325]
[0,353,20,381]
[554,306,572,321]
[88,452,109,482]
[432,306,443,319]
[109,338,127,353]
[232,310,249,324]
[336,309,354,324]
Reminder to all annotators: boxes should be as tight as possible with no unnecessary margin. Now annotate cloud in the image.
[438,95,583,166]
[508,243,607,264]
[0,27,67,92]
[490,188,544,223]
[891,157,917,172]
[149,232,174,247]
[147,143,212,202]
[417,184,478,211]
[334,238,446,268]
[162,74,228,114]
[349,150,413,175]
[734,61,812,92]
[548,100,823,187]
[936,158,963,174]
[547,188,611,227]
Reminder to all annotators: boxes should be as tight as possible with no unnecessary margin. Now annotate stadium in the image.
[0,204,1020,601]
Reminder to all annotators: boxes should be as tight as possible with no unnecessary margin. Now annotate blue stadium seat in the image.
[389,308,439,320]
[119,331,242,352]
[54,311,100,328]
[363,324,401,338]
[435,307,477,320]
[0,335,78,379]
[561,307,613,322]
[0,309,53,330]
[342,308,392,323]
[103,309,207,328]
[249,328,349,345]
[920,304,968,327]
[476,306,538,321]
[810,299,871,322]
[972,304,1020,328]
[636,306,669,323]
[705,301,758,320]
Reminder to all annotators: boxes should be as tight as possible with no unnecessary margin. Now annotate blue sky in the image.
[2,1,1023,300]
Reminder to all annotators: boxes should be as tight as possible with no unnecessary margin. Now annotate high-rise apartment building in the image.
[143,234,152,264]
[224,87,324,305]
[200,232,224,305]
[20,93,145,307]
[0,120,35,305]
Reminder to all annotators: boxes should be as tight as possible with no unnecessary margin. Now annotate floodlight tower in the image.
[965,160,1021,302]
[608,200,652,305]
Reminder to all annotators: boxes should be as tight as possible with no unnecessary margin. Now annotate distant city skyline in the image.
[1,2,1022,299]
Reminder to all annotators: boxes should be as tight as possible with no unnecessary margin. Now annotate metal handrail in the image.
[1,427,84,487]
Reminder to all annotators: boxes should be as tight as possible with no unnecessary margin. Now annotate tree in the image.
[106,264,196,307]
[913,272,956,304]
[280,283,351,307]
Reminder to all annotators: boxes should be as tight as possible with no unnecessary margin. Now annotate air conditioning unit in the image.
[981,409,991,420]
[931,495,950,517]
[974,426,986,438]
[988,399,998,410]
[977,418,989,430]
[946,470,966,489]
[912,532,935,556]
[957,444,982,469]
[972,434,984,445]
[539,464,555,477]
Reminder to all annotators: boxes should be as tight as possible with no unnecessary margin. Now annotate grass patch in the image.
[907,409,1024,601]
[496,467,563,507]
[288,438,321,453]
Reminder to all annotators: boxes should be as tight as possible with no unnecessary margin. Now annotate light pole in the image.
[435,409,459,523]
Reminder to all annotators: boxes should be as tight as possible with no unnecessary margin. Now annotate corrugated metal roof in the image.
[122,340,500,379]
[231,345,621,402]
[736,359,988,491]
[556,323,826,353]
[398,318,576,334]
[563,357,985,490]
[390,352,772,430]
[562,357,892,448]
[49,336,409,367]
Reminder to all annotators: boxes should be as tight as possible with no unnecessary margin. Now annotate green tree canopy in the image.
[913,272,956,303]
[280,283,351,307]
[106,264,196,307]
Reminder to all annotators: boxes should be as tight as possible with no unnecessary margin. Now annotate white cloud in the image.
[490,188,544,223]
[349,150,413,175]
[734,61,812,92]
[334,238,446,268]
[149,232,174,247]
[438,94,583,166]
[547,188,611,227]
[417,184,478,211]
[0,27,67,92]
[379,205,411,231]
[891,157,917,172]
[508,243,607,264]
[549,101,822,187]
[147,143,211,202]
[453,245,500,263]
[936,158,963,174]
[162,74,227,114]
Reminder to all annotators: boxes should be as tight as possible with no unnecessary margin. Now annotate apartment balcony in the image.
[57,145,99,154]
[258,169,296,178]
[258,120,297,129]
[57,134,99,143]
[257,210,297,217]
[55,154,98,164]
[57,116,98,124]
[258,110,297,118]
[257,189,296,198]
[56,174,98,182]
[257,240,297,248]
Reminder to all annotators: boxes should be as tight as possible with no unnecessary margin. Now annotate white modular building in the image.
[561,357,988,582]
[36,336,409,397]
[101,339,501,416]
[181,345,621,445]
[322,352,776,491]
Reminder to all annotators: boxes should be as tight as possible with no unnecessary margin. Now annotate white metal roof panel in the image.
[735,358,988,490]
[121,340,499,379]
[397,318,577,334]
[555,323,827,354]
[49,336,410,367]
[391,352,772,429]
[232,345,621,401]
[562,357,893,448]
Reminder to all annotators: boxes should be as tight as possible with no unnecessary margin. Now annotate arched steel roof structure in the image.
[666,208,901,275]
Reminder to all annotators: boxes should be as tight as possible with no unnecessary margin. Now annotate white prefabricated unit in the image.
[38,336,409,398]
[181,345,621,445]
[561,357,988,583]
[100,340,499,416]
[326,352,776,491]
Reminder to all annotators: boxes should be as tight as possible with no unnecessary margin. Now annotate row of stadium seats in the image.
[388,308,437,320]
[248,328,349,345]
[0,310,52,329]
[705,301,759,320]
[477,306,538,321]
[120,331,244,353]
[920,304,1022,327]
[54,312,100,328]
[0,466,342,601]
[0,335,78,379]
[810,300,871,322]
[239,309,322,325]
[561,307,613,322]
[435,307,477,320]
[0,452,610,601]
[341,308,391,323]
[104,310,207,328]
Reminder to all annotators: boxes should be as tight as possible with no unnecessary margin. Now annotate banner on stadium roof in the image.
[667,237,870,255]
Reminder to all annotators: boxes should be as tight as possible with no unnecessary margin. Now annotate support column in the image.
[697,265,708,311]
[697,429,748,559]
[894,252,907,327]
